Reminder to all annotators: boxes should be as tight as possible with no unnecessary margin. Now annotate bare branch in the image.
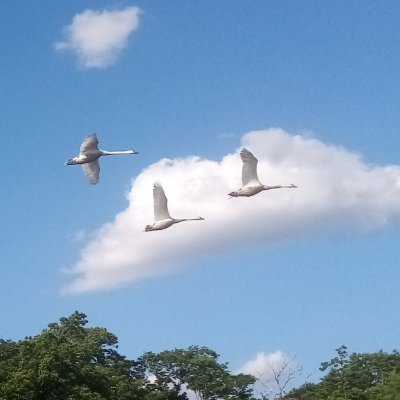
[253,354,304,400]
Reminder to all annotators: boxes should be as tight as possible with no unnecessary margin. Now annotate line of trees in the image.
[286,345,400,400]
[0,312,254,399]
[0,312,399,399]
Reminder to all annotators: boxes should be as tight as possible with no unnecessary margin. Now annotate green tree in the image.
[0,312,149,399]
[368,371,400,400]
[286,346,400,400]
[142,345,256,400]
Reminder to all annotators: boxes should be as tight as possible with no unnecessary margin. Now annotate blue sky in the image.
[1,0,400,391]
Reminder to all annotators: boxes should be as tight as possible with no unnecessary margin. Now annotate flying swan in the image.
[66,134,138,185]
[145,182,204,231]
[229,148,297,197]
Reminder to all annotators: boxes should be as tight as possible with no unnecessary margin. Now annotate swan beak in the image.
[132,150,139,154]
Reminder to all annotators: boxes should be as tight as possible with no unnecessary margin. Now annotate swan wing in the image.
[241,148,259,185]
[82,160,100,185]
[153,182,171,220]
[80,134,99,154]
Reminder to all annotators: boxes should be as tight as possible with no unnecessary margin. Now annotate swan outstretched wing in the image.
[82,160,100,185]
[153,182,171,220]
[241,148,259,185]
[80,134,99,154]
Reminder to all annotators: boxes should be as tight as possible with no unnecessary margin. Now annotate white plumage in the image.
[229,148,297,197]
[66,134,138,185]
[145,182,204,231]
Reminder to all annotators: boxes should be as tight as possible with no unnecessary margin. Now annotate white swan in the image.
[145,182,204,231]
[66,134,138,185]
[229,148,297,197]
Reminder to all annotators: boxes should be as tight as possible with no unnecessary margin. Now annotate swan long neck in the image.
[263,184,297,190]
[263,185,283,190]
[174,217,204,223]
[100,149,135,156]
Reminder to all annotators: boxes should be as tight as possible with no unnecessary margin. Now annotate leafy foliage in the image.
[0,312,150,399]
[286,346,400,400]
[0,313,255,400]
[141,346,256,400]
[2,314,400,400]
[369,371,400,399]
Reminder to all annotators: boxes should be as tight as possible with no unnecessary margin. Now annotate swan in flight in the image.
[229,148,297,197]
[66,134,138,185]
[145,182,204,231]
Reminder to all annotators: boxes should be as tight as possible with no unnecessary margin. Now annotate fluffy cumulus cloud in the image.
[238,351,298,396]
[55,7,140,68]
[238,350,291,380]
[64,128,400,293]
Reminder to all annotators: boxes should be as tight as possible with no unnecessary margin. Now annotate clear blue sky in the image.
[1,0,400,385]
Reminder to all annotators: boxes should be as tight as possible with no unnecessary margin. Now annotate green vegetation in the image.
[142,346,255,400]
[287,346,400,400]
[0,312,254,400]
[0,313,399,399]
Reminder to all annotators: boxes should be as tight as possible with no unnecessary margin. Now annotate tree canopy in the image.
[141,346,255,400]
[0,312,254,400]
[0,312,149,399]
[286,345,400,400]
[1,313,399,400]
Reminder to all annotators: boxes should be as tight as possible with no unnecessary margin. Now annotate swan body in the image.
[229,148,297,197]
[145,183,204,232]
[66,134,138,184]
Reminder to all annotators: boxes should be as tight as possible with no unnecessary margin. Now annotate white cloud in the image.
[68,229,86,244]
[238,351,300,398]
[64,128,400,293]
[55,7,140,69]
[238,350,290,380]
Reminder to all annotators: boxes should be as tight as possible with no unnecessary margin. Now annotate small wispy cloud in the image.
[238,351,301,398]
[64,128,400,293]
[55,6,140,69]
[217,132,237,139]
[67,229,86,244]
[238,350,291,380]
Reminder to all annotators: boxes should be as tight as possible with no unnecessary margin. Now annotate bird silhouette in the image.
[66,134,138,184]
[145,182,204,231]
[229,148,297,197]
